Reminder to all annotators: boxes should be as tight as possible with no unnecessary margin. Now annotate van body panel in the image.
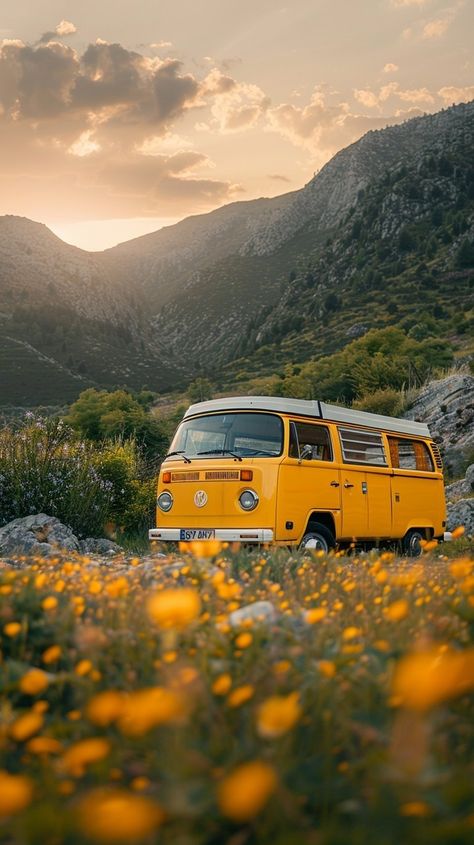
[391,470,445,537]
[276,458,341,543]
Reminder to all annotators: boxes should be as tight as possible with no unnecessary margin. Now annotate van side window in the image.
[289,422,333,461]
[388,438,434,472]
[339,428,387,466]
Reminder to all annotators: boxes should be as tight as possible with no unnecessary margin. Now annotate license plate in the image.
[179,529,215,541]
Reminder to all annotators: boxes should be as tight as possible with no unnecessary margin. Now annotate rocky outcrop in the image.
[445,464,474,500]
[405,373,474,476]
[0,514,122,557]
[447,499,474,536]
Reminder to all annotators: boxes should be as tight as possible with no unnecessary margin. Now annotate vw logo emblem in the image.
[194,490,208,508]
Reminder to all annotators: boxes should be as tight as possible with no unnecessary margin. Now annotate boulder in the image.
[0,513,80,556]
[446,498,474,536]
[80,538,123,555]
[445,463,474,501]
[228,601,277,628]
[404,373,474,476]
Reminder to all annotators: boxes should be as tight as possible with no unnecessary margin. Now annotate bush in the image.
[65,389,168,459]
[352,388,407,417]
[94,441,155,534]
[0,416,112,537]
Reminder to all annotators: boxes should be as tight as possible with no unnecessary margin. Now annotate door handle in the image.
[343,482,354,488]
[330,480,340,487]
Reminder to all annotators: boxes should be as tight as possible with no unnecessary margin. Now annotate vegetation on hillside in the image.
[0,544,473,843]
[0,416,155,538]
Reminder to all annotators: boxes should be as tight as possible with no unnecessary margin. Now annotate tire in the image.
[402,529,424,557]
[298,523,335,554]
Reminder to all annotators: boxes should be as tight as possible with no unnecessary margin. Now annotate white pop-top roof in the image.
[184,395,431,437]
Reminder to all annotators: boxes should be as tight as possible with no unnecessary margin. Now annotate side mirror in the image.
[299,444,313,463]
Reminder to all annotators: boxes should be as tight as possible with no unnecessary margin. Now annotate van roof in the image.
[184,396,431,438]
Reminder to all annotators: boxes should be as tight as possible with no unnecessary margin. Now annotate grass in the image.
[0,541,473,844]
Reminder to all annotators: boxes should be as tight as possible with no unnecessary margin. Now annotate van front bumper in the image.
[149,528,274,543]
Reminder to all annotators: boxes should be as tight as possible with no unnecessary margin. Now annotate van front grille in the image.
[205,471,240,480]
[171,472,200,482]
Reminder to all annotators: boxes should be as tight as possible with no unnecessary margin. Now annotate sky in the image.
[0,0,473,250]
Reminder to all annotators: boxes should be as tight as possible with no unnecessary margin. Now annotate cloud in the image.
[421,16,452,39]
[354,89,380,109]
[438,84,474,103]
[383,63,399,73]
[202,69,269,132]
[150,41,173,49]
[0,36,247,220]
[268,173,291,183]
[39,20,77,44]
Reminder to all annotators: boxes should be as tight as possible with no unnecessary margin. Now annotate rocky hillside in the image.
[0,101,473,405]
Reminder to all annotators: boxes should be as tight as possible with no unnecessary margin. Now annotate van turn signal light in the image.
[162,471,172,484]
[240,470,253,481]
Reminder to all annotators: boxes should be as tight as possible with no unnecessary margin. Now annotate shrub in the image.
[65,389,168,459]
[353,388,406,417]
[93,441,155,534]
[0,416,112,537]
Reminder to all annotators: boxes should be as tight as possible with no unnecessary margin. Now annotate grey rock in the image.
[228,601,277,628]
[80,537,123,555]
[0,513,80,556]
[445,463,474,501]
[346,323,368,339]
[405,373,474,476]
[447,498,474,536]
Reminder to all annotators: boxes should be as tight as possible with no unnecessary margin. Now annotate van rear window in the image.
[339,428,387,466]
[388,438,434,472]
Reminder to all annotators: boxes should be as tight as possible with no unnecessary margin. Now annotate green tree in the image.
[187,378,213,403]
[65,389,167,458]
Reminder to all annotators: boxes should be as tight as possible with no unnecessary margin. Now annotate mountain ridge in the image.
[0,100,473,405]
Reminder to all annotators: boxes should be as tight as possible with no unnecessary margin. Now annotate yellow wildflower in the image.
[86,691,125,727]
[147,588,201,630]
[451,526,465,539]
[62,738,111,776]
[187,540,222,558]
[10,711,44,742]
[256,692,301,738]
[75,659,93,676]
[391,646,474,712]
[305,607,327,624]
[342,626,362,641]
[227,685,254,708]
[235,632,253,649]
[0,771,33,817]
[42,596,58,611]
[42,645,61,664]
[217,761,277,821]
[26,736,63,755]
[400,802,432,817]
[318,660,336,678]
[212,674,232,696]
[77,789,164,842]
[384,599,409,622]
[117,687,186,736]
[19,668,49,696]
[3,622,22,637]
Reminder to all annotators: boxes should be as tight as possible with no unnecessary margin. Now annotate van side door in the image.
[276,420,341,544]
[337,427,391,540]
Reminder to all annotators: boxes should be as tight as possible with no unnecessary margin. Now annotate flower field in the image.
[1,541,474,844]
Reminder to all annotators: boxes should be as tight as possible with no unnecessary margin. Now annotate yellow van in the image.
[149,396,446,556]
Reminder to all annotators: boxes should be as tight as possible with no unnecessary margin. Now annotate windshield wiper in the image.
[242,449,278,456]
[163,450,191,464]
[197,449,243,462]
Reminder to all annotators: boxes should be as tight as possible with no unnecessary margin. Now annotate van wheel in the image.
[402,529,424,557]
[299,524,334,554]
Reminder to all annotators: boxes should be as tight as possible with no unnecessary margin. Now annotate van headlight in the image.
[239,489,259,511]
[157,491,173,512]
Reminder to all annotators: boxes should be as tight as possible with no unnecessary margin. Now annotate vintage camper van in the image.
[149,396,446,555]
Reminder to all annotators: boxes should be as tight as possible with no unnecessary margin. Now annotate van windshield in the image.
[168,413,283,459]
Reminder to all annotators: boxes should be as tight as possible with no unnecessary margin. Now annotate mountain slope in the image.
[142,102,474,370]
[0,101,473,406]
